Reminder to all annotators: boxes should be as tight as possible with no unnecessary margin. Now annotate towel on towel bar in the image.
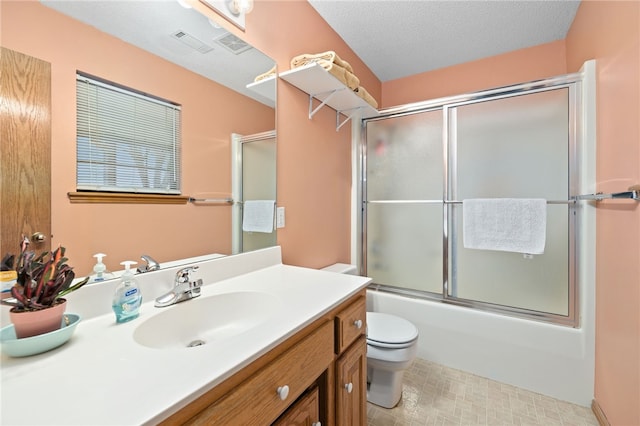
[462,198,547,254]
[242,200,275,233]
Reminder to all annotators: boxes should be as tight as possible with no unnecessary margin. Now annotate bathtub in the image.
[366,286,595,406]
[352,61,596,407]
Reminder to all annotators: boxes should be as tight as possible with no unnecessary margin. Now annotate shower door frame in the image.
[360,72,584,327]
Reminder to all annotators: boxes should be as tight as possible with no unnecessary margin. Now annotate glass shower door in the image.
[364,110,443,294]
[447,89,573,316]
[231,131,276,254]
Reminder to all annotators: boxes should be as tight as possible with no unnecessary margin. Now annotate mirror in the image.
[18,1,276,273]
[41,0,275,108]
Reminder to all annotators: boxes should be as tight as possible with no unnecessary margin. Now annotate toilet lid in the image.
[366,312,418,346]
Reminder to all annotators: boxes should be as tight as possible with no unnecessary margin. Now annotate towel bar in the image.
[365,187,639,205]
[188,197,234,204]
[574,188,639,201]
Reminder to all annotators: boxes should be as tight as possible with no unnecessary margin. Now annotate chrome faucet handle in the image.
[175,265,199,286]
[154,266,201,308]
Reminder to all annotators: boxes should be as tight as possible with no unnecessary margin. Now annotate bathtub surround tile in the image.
[367,358,599,426]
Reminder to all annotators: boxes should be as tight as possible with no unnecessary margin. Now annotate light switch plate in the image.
[276,206,285,228]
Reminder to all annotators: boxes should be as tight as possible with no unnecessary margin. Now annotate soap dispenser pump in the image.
[90,253,114,283]
[112,261,142,323]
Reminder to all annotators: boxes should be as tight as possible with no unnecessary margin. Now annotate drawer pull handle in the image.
[344,382,353,393]
[312,423,322,426]
[353,319,363,329]
[277,385,290,401]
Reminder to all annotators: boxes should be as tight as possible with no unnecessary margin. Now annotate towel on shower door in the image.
[242,200,275,233]
[462,198,547,254]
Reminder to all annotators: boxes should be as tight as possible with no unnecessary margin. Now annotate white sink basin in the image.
[133,291,282,349]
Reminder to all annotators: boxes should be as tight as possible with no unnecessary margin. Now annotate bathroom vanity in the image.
[0,247,370,425]
[163,291,367,425]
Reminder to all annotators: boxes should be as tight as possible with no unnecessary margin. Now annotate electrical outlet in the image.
[276,206,285,228]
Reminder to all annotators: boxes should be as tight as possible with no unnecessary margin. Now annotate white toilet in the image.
[366,312,419,408]
[320,263,419,409]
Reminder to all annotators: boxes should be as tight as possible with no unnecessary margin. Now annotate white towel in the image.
[462,199,547,254]
[242,200,275,233]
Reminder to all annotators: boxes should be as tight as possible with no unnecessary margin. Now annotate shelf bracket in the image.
[335,106,364,131]
[308,88,346,119]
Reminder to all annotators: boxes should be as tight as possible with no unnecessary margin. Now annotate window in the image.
[76,73,181,195]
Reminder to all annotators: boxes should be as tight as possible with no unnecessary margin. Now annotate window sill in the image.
[67,192,189,204]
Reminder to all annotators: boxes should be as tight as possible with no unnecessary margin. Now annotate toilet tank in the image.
[321,263,357,275]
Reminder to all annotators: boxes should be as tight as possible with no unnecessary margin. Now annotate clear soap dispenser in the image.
[112,261,142,323]
[89,253,115,283]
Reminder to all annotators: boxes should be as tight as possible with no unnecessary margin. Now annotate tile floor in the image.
[366,358,600,426]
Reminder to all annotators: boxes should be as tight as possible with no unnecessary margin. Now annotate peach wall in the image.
[191,0,380,268]
[566,1,640,425]
[1,1,274,274]
[381,40,567,108]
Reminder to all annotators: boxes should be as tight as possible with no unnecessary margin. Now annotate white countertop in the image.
[0,247,371,425]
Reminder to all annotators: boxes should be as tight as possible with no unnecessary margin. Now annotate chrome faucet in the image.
[154,266,203,308]
[137,255,160,273]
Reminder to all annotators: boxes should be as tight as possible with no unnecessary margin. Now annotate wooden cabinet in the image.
[336,336,367,426]
[161,290,367,426]
[273,387,321,426]
[334,296,367,426]
[186,321,334,426]
[335,297,366,354]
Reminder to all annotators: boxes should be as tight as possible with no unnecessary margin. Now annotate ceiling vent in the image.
[171,30,214,54]
[214,32,252,55]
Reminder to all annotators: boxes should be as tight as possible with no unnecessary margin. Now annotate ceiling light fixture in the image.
[176,0,192,9]
[227,0,253,16]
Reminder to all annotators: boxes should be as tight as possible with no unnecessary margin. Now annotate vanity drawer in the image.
[335,297,366,354]
[188,320,334,426]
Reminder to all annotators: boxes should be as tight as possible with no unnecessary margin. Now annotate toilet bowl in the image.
[319,264,419,408]
[366,312,418,408]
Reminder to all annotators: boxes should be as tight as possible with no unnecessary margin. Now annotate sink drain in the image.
[187,339,206,347]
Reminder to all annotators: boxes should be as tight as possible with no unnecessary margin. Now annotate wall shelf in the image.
[246,75,276,104]
[279,62,378,131]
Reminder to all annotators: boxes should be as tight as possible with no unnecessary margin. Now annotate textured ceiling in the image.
[41,0,581,97]
[308,0,581,82]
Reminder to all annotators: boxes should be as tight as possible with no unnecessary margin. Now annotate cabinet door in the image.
[335,336,366,426]
[273,387,320,426]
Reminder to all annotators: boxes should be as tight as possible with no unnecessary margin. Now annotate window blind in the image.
[76,74,182,194]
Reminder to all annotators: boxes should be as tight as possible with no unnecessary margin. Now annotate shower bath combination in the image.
[358,61,609,406]
[362,70,587,326]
